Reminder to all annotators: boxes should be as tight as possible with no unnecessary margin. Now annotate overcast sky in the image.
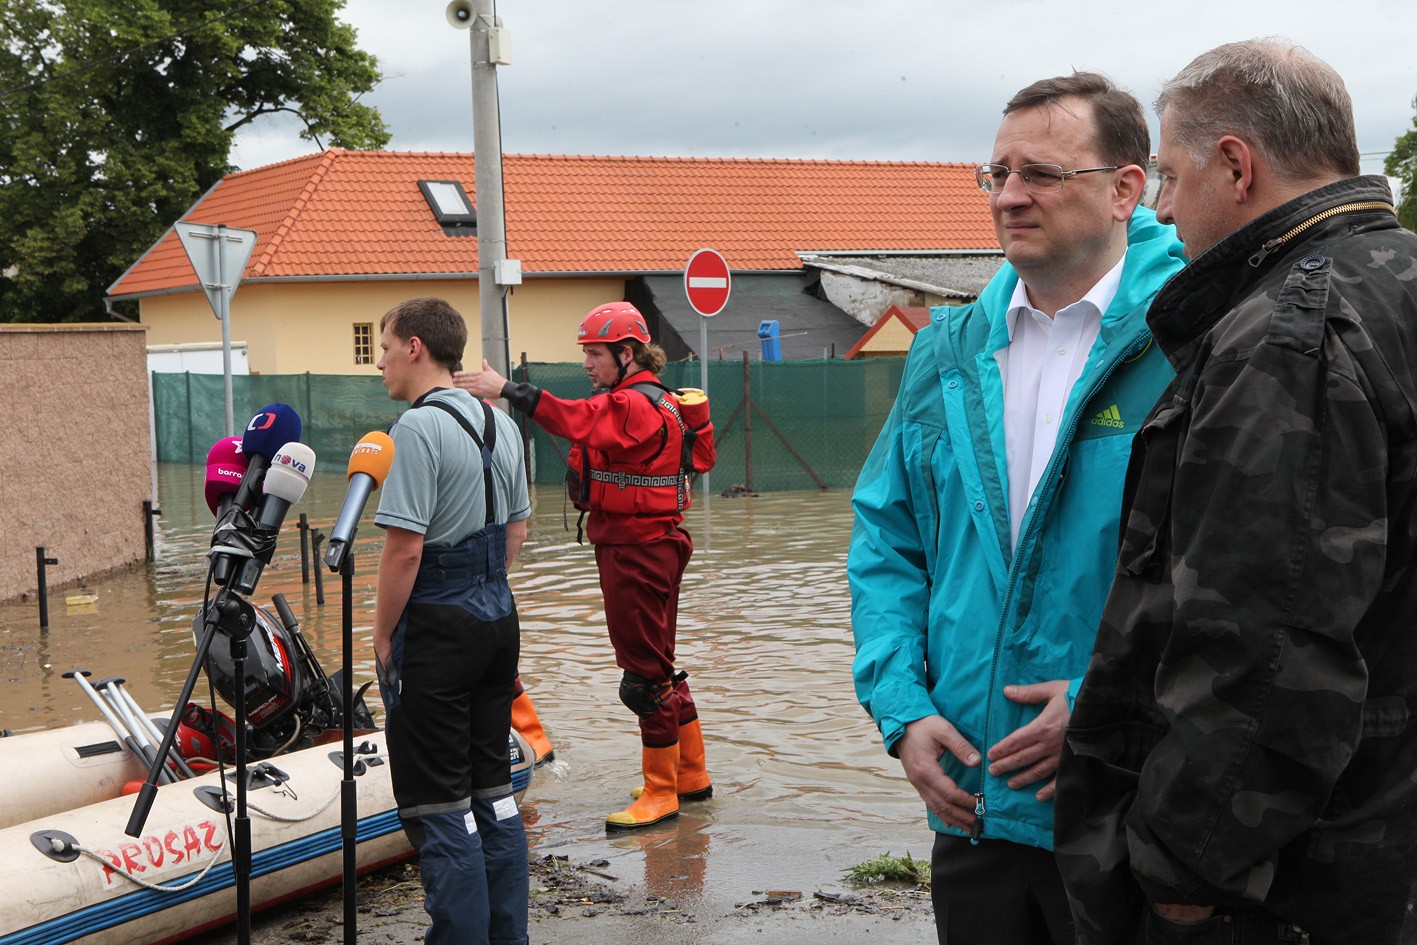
[229,0,1417,180]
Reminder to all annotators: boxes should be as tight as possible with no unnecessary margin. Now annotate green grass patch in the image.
[842,851,930,887]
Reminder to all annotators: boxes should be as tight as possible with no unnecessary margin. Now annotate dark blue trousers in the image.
[383,526,528,945]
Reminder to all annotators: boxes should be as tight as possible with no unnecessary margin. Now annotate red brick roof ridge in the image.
[246,148,343,278]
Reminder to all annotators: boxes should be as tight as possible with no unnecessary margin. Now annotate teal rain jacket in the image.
[849,208,1185,851]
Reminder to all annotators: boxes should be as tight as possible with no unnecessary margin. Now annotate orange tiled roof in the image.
[110,149,995,298]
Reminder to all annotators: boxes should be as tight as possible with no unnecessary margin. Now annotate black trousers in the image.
[932,833,1074,945]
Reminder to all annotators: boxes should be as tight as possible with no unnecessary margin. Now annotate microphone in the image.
[325,432,395,572]
[230,404,302,514]
[211,405,296,587]
[229,443,317,595]
[204,437,248,518]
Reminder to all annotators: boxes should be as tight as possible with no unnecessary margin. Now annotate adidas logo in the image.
[1090,404,1125,429]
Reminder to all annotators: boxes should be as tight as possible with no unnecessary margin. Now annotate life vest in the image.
[566,380,715,516]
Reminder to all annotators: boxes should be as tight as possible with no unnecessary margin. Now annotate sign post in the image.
[176,223,259,436]
[684,248,731,499]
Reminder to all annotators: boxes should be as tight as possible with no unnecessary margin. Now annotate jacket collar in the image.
[1147,175,1397,365]
[971,206,1187,358]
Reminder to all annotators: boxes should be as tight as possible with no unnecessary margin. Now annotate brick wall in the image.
[0,324,151,602]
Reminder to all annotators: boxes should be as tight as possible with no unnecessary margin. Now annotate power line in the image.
[0,0,277,101]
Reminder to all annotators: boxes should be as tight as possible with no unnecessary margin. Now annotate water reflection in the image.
[619,814,711,899]
[0,465,921,849]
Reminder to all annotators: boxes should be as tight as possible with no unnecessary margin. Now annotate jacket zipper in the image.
[974,333,1149,843]
[970,793,986,844]
[1248,201,1392,267]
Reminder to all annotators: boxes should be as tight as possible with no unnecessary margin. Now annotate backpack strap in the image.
[626,380,687,468]
[625,381,691,511]
[420,398,499,527]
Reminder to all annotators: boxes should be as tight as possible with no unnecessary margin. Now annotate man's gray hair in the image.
[1156,39,1359,180]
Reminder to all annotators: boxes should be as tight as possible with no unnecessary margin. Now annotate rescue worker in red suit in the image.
[455,302,710,830]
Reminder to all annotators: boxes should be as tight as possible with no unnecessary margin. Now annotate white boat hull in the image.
[0,729,407,945]
[1,719,174,831]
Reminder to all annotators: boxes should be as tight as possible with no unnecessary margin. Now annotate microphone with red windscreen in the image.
[204,437,248,518]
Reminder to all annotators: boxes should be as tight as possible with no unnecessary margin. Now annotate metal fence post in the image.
[311,530,327,606]
[519,352,533,483]
[36,546,58,628]
[299,513,311,584]
[742,352,754,493]
[143,501,162,563]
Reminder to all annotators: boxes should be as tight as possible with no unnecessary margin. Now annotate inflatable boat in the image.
[0,597,534,945]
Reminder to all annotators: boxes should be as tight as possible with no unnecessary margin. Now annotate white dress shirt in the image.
[1000,257,1125,551]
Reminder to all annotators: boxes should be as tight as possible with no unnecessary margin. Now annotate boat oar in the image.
[103,677,197,780]
[63,670,172,785]
[97,677,194,781]
[91,675,177,786]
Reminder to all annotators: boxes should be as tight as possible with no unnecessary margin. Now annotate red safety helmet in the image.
[578,302,650,345]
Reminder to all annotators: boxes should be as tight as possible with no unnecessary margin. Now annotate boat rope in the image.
[245,783,342,823]
[58,831,230,894]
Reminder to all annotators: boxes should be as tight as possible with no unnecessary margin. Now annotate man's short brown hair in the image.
[380,297,467,373]
[1004,72,1150,172]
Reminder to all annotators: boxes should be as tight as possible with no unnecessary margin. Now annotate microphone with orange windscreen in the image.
[324,431,395,571]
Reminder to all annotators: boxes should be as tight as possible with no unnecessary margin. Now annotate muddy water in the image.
[0,465,929,905]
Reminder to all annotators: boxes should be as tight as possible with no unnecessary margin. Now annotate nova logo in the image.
[1090,404,1125,429]
[273,451,310,474]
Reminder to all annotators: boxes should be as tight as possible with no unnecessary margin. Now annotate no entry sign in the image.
[684,248,731,317]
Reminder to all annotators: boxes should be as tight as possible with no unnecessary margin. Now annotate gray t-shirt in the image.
[375,388,530,548]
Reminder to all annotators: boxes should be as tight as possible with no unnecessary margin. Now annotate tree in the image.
[1388,96,1417,233]
[0,0,390,323]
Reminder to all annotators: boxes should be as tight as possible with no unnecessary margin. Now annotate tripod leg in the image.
[126,596,242,838]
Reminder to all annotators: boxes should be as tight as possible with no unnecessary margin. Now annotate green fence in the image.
[151,357,908,491]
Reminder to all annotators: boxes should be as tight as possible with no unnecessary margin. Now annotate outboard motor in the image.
[193,594,373,758]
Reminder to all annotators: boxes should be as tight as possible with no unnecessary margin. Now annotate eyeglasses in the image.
[975,163,1119,194]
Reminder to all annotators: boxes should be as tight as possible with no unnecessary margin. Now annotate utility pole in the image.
[448,0,518,379]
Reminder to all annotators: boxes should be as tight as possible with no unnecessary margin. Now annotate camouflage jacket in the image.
[1055,176,1417,945]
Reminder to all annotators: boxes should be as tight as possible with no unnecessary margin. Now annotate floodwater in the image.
[0,465,930,926]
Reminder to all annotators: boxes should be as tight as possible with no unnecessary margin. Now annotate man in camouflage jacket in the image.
[1055,41,1417,945]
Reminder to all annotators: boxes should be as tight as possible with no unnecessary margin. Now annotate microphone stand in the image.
[226,595,256,945]
[325,535,359,945]
[125,585,258,945]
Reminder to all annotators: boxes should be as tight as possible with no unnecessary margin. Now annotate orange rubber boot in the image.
[674,718,713,800]
[632,717,713,801]
[607,745,680,831]
[510,690,554,765]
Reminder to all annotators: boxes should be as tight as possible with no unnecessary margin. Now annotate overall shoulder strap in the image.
[419,398,499,526]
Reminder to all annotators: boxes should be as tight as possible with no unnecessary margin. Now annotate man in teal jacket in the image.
[849,72,1186,945]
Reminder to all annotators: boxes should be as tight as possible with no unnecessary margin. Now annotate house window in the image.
[354,323,373,365]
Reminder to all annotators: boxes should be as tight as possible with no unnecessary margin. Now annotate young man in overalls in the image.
[373,296,531,945]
